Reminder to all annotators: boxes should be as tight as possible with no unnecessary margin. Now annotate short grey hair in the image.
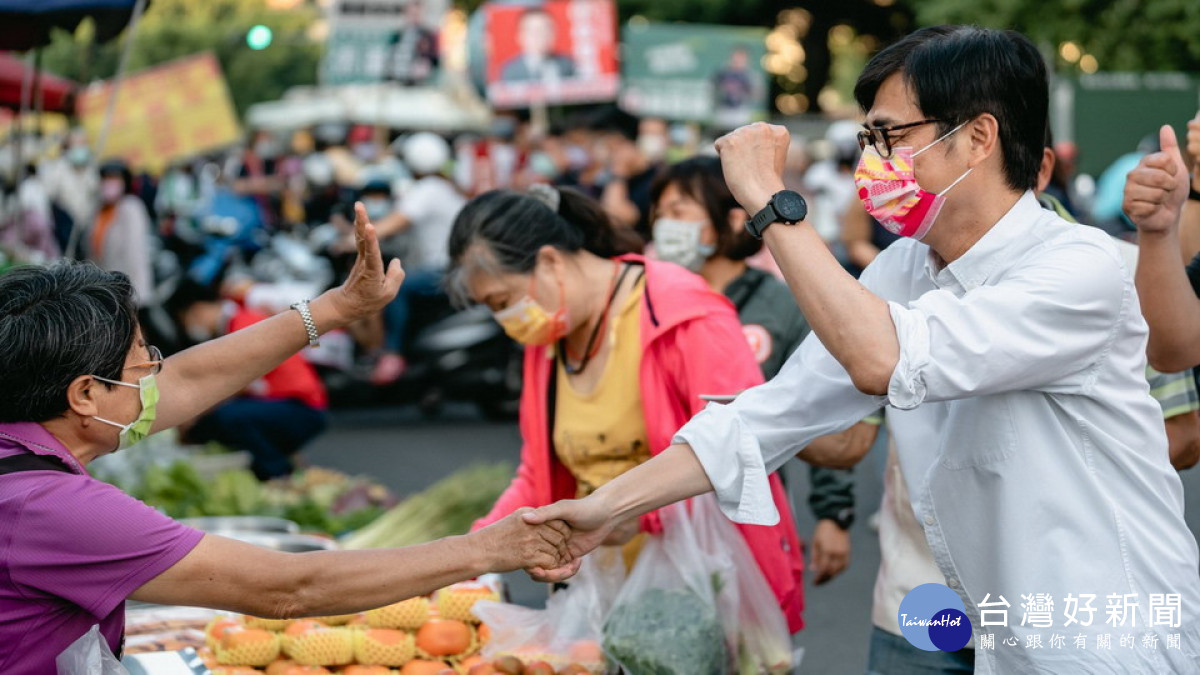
[0,261,139,422]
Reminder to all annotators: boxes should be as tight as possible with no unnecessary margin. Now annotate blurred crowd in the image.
[0,105,1195,481]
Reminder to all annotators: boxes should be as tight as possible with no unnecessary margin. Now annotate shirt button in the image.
[948,578,961,589]
[924,514,936,526]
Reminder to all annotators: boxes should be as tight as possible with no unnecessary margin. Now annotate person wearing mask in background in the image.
[88,160,154,307]
[527,27,1200,672]
[43,130,98,253]
[234,129,285,229]
[597,113,666,239]
[448,184,807,631]
[167,280,330,480]
[371,132,467,385]
[650,155,876,585]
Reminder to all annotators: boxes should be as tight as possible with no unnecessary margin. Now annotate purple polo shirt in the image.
[0,422,204,674]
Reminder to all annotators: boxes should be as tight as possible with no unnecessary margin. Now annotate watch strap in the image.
[747,199,779,239]
[1189,185,1200,202]
[291,300,320,348]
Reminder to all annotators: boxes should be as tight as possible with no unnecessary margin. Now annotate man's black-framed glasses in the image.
[857,119,944,159]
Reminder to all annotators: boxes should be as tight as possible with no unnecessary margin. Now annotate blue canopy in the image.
[0,0,145,51]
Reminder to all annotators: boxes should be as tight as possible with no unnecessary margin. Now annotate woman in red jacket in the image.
[448,184,806,632]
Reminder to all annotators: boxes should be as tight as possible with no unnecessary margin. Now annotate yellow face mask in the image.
[492,272,569,346]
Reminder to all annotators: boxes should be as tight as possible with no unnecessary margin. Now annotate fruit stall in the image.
[106,436,794,675]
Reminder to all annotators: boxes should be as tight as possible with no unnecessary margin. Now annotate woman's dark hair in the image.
[853,25,1048,192]
[447,186,642,301]
[0,261,138,422]
[649,156,762,261]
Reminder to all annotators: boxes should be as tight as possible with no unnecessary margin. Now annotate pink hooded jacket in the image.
[473,255,805,632]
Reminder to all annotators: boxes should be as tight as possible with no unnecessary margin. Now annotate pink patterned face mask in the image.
[854,121,971,240]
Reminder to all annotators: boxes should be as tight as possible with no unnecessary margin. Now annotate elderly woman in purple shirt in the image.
[0,204,569,674]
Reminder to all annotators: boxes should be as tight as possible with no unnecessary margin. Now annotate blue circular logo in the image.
[897,582,972,652]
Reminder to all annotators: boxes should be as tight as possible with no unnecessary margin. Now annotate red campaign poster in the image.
[485,0,619,109]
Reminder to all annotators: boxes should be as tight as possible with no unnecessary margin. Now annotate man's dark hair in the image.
[0,262,138,422]
[853,25,1048,192]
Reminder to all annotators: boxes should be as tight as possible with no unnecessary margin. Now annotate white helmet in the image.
[402,132,450,176]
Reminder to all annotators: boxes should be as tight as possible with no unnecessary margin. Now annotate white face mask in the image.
[653,218,716,273]
[362,198,392,222]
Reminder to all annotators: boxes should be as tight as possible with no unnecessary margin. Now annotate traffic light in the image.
[246,24,273,50]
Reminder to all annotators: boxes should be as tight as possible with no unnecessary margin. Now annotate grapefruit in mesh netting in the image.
[435,583,499,623]
[366,596,431,629]
[415,619,475,659]
[287,626,355,666]
[243,614,295,631]
[216,628,281,666]
[355,627,417,666]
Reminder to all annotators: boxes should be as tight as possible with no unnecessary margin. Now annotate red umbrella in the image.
[0,52,75,112]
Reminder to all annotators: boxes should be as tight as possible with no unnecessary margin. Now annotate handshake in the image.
[467,495,631,584]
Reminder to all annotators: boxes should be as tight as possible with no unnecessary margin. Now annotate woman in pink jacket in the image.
[448,184,805,632]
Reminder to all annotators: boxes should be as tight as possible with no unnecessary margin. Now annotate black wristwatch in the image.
[746,189,808,239]
[1189,185,1200,202]
[829,507,855,531]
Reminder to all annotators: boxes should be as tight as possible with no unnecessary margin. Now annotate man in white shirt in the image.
[524,26,1200,673]
[371,132,466,384]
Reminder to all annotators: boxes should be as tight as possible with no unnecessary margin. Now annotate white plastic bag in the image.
[55,625,129,675]
[473,546,625,671]
[602,498,737,675]
[690,494,793,675]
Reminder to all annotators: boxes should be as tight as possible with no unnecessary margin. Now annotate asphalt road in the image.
[304,404,1200,674]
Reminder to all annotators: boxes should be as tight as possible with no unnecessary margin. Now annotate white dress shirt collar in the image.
[924,191,1041,293]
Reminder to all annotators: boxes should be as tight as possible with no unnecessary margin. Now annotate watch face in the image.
[774,190,808,223]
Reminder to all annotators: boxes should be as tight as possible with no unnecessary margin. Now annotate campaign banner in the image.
[484,0,619,109]
[76,53,241,174]
[322,0,450,86]
[620,22,768,127]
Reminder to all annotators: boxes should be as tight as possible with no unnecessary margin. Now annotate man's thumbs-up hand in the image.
[1124,124,1190,235]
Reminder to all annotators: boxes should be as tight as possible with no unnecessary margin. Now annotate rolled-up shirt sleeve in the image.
[885,239,1126,408]
[673,332,885,525]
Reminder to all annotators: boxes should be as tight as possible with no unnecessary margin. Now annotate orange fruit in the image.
[315,613,356,625]
[367,597,431,630]
[476,624,491,646]
[205,617,243,651]
[243,614,295,631]
[415,620,473,658]
[265,659,299,675]
[435,584,500,624]
[287,627,354,666]
[566,641,603,664]
[524,662,554,675]
[217,628,281,667]
[354,628,416,666]
[343,666,396,675]
[464,657,497,675]
[400,660,453,675]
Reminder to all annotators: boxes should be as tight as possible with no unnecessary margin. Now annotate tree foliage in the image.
[39,0,322,116]
[912,0,1200,72]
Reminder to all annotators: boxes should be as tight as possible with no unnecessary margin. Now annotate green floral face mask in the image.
[91,373,159,450]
